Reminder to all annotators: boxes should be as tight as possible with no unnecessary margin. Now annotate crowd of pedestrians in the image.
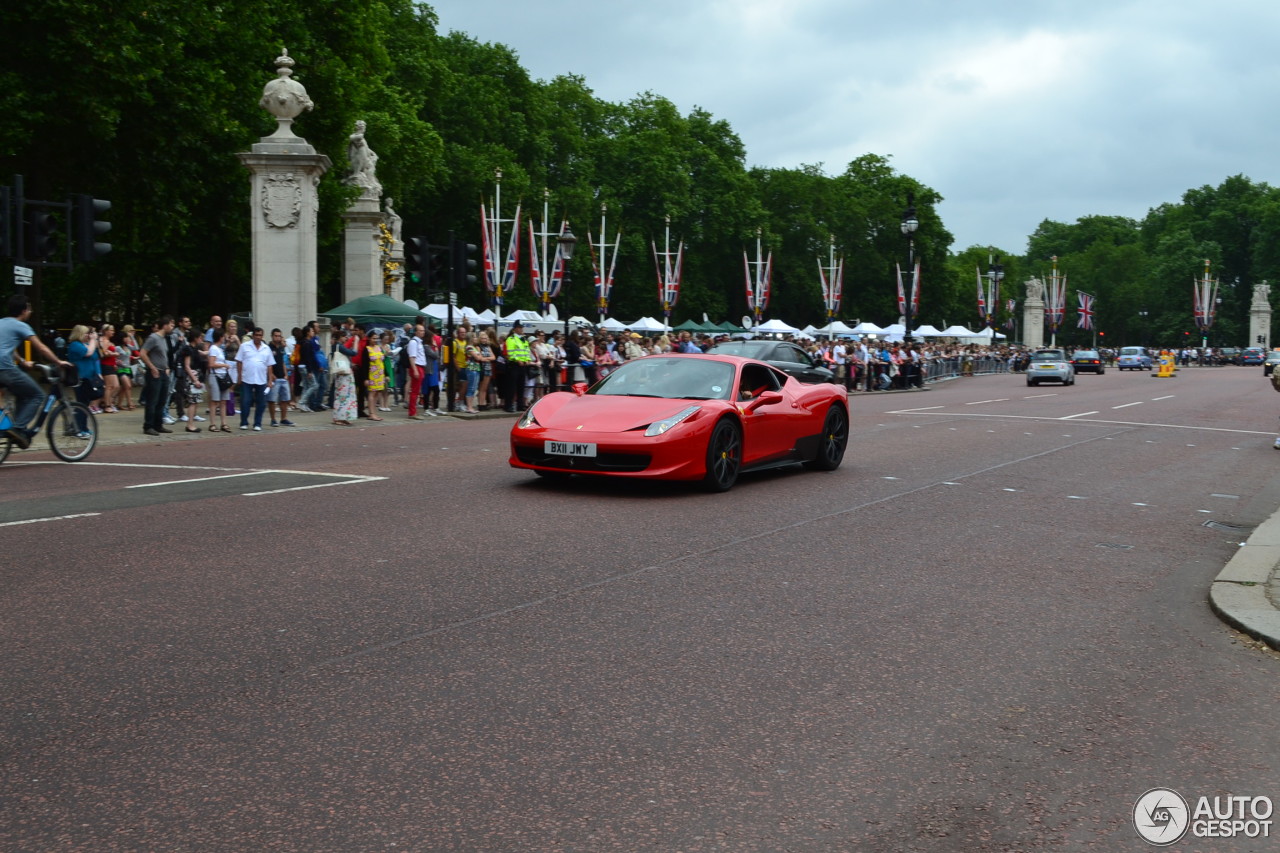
[21,297,1230,448]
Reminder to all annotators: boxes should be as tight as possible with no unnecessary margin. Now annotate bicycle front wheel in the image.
[47,402,98,462]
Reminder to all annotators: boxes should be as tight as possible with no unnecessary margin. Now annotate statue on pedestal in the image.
[383,197,402,243]
[1025,277,1045,302]
[345,120,381,197]
[1252,281,1271,308]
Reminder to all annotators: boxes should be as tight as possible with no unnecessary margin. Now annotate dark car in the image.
[706,339,837,384]
[1242,347,1265,366]
[1070,349,1105,374]
[1219,347,1243,365]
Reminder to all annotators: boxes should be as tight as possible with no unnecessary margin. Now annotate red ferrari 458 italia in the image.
[509,354,849,491]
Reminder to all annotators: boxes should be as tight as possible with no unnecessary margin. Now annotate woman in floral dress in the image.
[331,325,360,425]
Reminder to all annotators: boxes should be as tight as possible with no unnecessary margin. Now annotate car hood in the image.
[531,393,711,433]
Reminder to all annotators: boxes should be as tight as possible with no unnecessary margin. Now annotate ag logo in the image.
[1134,788,1190,846]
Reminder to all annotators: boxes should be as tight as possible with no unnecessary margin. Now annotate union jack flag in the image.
[819,258,843,319]
[529,220,568,306]
[1077,291,1095,330]
[480,203,496,294]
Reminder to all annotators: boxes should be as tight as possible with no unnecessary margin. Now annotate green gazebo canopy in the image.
[318,293,421,326]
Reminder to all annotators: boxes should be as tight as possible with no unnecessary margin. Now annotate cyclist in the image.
[1,294,73,449]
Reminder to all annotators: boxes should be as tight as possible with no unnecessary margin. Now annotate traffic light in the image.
[75,195,112,262]
[25,208,57,260]
[451,238,477,292]
[428,246,448,291]
[405,236,427,286]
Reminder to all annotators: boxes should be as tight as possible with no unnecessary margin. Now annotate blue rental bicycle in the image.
[0,364,98,464]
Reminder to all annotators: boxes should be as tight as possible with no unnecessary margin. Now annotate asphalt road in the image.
[3,366,1279,851]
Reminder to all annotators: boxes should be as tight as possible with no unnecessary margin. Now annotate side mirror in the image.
[749,390,784,409]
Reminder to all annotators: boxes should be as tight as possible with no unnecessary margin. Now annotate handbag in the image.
[331,350,353,377]
[216,372,233,392]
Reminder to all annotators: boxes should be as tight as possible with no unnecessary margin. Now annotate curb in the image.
[1209,505,1280,651]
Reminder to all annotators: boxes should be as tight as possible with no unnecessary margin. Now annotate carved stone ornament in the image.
[1025,277,1045,302]
[262,173,302,229]
[1252,281,1271,307]
[259,49,315,139]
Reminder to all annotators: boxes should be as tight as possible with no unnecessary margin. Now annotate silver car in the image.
[1026,349,1075,386]
[1117,346,1153,371]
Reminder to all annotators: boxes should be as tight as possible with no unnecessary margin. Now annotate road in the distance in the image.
[2,366,1278,851]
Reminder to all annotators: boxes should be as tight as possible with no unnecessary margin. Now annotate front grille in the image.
[515,445,651,473]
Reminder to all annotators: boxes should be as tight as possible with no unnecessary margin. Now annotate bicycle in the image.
[0,364,98,464]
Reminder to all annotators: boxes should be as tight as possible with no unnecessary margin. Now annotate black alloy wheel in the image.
[702,418,742,492]
[805,405,848,471]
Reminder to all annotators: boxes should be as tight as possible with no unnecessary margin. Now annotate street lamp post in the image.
[557,226,577,340]
[557,227,578,389]
[900,194,918,345]
[987,256,1004,329]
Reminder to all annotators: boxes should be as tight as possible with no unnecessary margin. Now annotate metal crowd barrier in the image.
[922,355,1011,384]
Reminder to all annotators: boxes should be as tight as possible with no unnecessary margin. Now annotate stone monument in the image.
[340,120,389,302]
[237,49,331,334]
[382,197,405,301]
[1022,277,1046,349]
[1249,281,1272,350]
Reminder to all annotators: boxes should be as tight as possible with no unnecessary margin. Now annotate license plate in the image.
[1038,365,1056,369]
[546,440,597,457]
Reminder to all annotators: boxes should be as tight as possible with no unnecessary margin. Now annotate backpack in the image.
[396,343,411,371]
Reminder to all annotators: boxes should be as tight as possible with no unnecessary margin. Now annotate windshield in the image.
[1030,351,1065,362]
[1073,351,1099,359]
[708,341,765,357]
[589,356,736,401]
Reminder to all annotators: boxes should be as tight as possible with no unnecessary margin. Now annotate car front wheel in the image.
[805,405,848,471]
[702,418,742,492]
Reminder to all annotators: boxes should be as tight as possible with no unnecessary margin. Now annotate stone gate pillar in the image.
[1022,277,1045,349]
[238,50,330,334]
[1249,281,1271,350]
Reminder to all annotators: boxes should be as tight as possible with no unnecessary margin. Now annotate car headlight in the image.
[645,405,701,437]
[517,405,540,429]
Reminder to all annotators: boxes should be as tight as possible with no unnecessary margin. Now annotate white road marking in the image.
[1061,411,1100,419]
[1024,393,1059,398]
[1152,395,1175,401]
[895,405,946,412]
[0,512,101,527]
[1112,402,1143,409]
[884,410,1274,436]
[128,471,269,489]
[242,477,387,497]
[966,398,1009,405]
[10,461,246,471]
[1210,494,1240,499]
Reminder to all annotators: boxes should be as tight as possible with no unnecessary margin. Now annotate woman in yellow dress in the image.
[365,331,386,420]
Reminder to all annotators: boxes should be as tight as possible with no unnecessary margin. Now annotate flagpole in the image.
[591,203,620,326]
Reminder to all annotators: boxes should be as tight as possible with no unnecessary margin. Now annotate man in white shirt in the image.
[831,341,847,389]
[406,323,427,419]
[235,327,273,430]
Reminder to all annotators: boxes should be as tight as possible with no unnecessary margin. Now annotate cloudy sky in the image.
[428,0,1280,255]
